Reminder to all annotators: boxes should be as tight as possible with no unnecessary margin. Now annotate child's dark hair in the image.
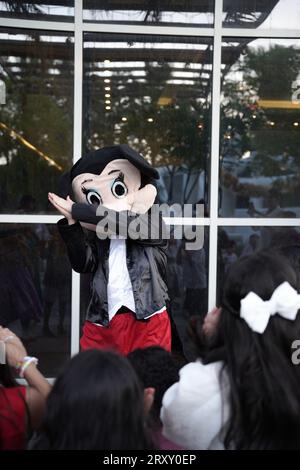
[33,350,153,450]
[277,245,300,281]
[128,346,179,426]
[203,250,300,449]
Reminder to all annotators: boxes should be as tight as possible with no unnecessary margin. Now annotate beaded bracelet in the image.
[16,356,39,378]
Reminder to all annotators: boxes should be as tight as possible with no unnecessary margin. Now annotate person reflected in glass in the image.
[42,227,71,337]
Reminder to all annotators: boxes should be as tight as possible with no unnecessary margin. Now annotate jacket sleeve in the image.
[57,218,98,273]
[71,202,168,248]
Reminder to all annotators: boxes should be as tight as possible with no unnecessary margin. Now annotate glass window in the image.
[83,33,212,208]
[0,1,74,22]
[223,0,300,30]
[83,0,214,27]
[167,226,208,360]
[219,38,300,217]
[0,223,71,377]
[218,225,300,301]
[0,28,74,214]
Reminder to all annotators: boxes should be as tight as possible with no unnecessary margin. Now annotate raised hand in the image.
[0,326,27,368]
[48,193,75,224]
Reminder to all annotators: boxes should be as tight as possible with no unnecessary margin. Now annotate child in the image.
[33,350,153,450]
[161,251,300,449]
[128,346,182,449]
[0,327,50,449]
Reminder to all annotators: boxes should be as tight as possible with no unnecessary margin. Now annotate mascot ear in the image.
[140,175,157,190]
[58,171,72,199]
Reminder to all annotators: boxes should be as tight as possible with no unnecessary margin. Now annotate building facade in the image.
[0,0,300,375]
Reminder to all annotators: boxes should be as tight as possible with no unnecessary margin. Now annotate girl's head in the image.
[278,244,300,281]
[128,346,179,427]
[203,250,300,449]
[35,350,152,450]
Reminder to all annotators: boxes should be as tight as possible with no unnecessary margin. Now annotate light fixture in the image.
[105,100,111,104]
[293,121,299,127]
[122,117,127,122]
[104,59,111,64]
[105,106,111,110]
[104,78,111,83]
[105,93,111,98]
[147,117,154,123]
[105,86,111,91]
[242,150,251,160]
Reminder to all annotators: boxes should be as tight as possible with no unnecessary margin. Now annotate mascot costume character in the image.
[48,144,171,355]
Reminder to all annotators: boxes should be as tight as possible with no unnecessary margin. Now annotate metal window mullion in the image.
[1,214,298,227]
[83,22,214,36]
[221,27,300,38]
[0,17,74,31]
[208,0,223,311]
[70,0,83,357]
[217,218,300,226]
[0,214,60,223]
[1,17,299,41]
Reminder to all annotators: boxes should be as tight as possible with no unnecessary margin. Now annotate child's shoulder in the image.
[178,360,224,391]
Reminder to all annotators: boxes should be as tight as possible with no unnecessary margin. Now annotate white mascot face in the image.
[72,158,157,230]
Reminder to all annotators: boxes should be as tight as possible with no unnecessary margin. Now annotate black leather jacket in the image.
[57,203,169,326]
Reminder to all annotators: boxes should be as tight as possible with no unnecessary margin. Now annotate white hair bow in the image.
[240,282,300,334]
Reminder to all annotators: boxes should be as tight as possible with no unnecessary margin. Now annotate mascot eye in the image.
[84,189,102,207]
[111,179,128,199]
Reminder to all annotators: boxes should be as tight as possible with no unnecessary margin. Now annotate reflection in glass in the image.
[83,33,212,207]
[0,28,74,214]
[166,227,208,361]
[83,0,214,26]
[223,0,300,30]
[218,225,300,299]
[219,38,300,217]
[0,224,71,376]
[0,1,74,21]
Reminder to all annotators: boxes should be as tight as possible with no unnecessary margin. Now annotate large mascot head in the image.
[66,144,159,229]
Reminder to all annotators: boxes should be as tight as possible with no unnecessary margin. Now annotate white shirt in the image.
[160,360,230,450]
[107,238,136,321]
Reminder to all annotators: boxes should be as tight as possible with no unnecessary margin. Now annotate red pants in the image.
[80,310,171,355]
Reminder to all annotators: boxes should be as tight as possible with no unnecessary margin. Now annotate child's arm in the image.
[0,327,51,430]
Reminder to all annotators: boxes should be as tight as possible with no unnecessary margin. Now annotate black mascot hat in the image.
[70,144,159,181]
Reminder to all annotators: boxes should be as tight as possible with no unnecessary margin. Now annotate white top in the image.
[107,238,136,321]
[160,360,230,450]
